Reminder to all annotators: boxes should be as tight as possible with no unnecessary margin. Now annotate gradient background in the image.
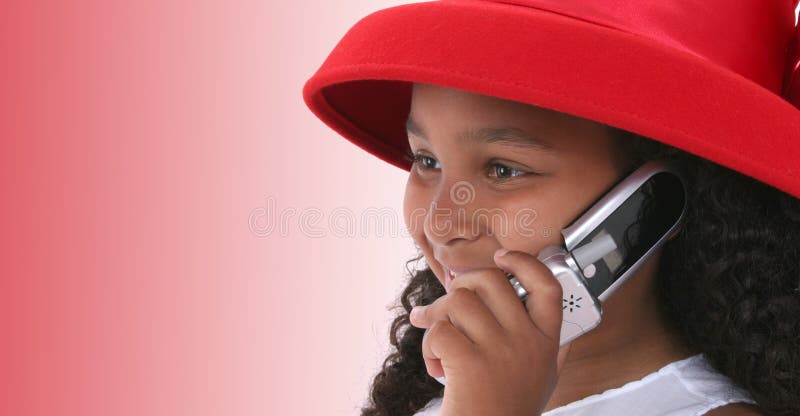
[7,2,797,416]
[1,1,423,415]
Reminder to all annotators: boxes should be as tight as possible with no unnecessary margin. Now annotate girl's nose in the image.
[424,179,484,246]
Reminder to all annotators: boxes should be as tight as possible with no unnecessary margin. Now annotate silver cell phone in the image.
[431,159,688,385]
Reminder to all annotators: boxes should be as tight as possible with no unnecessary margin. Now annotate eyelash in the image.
[405,150,533,182]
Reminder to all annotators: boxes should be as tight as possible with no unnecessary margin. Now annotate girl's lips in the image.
[443,266,487,292]
[444,267,456,292]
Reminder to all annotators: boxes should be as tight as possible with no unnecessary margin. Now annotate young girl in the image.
[303,1,800,415]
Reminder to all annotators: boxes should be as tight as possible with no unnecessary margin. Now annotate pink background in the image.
[1,1,421,415]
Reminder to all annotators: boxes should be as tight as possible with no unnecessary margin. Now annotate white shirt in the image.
[413,354,756,416]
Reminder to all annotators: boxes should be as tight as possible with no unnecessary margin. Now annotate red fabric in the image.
[303,0,800,199]
[785,18,800,105]
[492,0,793,94]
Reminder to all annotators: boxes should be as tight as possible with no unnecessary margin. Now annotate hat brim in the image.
[303,1,800,199]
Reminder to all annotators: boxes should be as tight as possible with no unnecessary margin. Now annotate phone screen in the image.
[570,172,686,298]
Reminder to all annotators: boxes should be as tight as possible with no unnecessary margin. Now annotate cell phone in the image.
[431,159,688,385]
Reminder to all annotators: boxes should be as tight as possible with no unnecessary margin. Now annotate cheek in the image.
[403,180,445,285]
[554,165,622,227]
[403,178,428,243]
[499,199,564,250]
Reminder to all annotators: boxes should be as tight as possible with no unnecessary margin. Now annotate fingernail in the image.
[495,248,510,258]
[410,306,425,322]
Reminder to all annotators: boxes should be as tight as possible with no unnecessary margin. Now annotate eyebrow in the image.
[405,115,557,153]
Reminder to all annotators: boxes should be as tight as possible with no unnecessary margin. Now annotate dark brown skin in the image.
[402,82,763,415]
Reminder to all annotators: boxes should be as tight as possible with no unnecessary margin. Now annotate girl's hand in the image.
[409,249,569,416]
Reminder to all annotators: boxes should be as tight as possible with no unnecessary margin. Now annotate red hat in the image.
[302,0,800,199]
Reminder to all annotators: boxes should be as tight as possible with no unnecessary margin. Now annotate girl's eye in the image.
[406,150,531,182]
[408,152,440,170]
[488,163,526,180]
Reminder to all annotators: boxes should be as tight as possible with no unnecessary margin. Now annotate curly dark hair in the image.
[358,127,800,416]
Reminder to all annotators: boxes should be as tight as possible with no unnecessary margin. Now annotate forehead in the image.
[407,83,617,156]
[409,82,554,122]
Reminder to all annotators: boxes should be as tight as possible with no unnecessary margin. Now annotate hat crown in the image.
[480,0,800,106]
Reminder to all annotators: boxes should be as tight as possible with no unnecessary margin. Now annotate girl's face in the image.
[403,83,630,292]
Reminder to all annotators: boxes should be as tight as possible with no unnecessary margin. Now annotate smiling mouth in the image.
[441,266,482,291]
[442,266,515,291]
[444,267,454,290]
